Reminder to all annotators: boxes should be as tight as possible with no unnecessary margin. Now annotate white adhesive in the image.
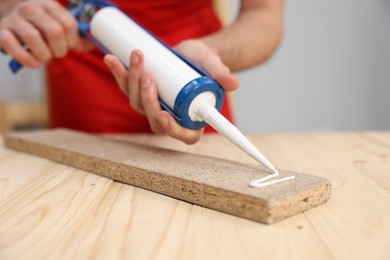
[194,103,295,188]
[90,7,201,109]
[249,171,295,188]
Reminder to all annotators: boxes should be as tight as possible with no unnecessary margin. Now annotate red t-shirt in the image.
[47,0,233,133]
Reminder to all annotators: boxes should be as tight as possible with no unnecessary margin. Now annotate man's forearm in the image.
[202,0,284,72]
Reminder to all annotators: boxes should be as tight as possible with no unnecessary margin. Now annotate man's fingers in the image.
[12,18,52,62]
[25,10,68,58]
[43,0,79,49]
[140,74,165,134]
[128,50,144,113]
[104,54,128,95]
[175,40,239,92]
[194,50,239,91]
[1,0,82,64]
[210,66,240,91]
[0,28,40,68]
[157,111,203,145]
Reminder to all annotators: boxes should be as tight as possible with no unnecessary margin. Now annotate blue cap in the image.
[159,76,225,129]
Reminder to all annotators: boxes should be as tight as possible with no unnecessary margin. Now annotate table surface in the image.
[0,131,389,260]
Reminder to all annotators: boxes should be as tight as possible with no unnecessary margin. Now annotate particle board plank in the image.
[4,128,331,224]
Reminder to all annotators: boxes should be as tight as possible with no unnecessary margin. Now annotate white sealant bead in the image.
[249,174,296,188]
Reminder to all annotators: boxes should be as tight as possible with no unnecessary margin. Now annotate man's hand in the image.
[0,0,94,68]
[104,39,239,144]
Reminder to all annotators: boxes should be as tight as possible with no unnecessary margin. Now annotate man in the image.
[0,0,283,144]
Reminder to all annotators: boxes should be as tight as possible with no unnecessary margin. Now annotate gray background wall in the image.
[1,0,389,132]
[233,0,390,132]
[0,59,43,101]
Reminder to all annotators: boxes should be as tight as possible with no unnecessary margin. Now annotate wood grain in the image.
[3,129,331,224]
[1,131,389,260]
[0,102,8,133]
[0,101,48,134]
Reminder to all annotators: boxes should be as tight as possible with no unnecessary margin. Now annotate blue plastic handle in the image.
[0,48,23,73]
[9,60,23,73]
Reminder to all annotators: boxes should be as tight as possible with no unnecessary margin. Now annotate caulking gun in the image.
[2,0,295,187]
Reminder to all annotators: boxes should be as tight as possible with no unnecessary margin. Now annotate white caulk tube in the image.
[90,7,224,130]
[90,7,279,176]
[90,7,200,111]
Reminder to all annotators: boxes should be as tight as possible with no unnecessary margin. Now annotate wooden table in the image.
[0,132,389,259]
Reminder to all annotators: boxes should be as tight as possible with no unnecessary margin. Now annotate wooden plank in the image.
[248,132,390,259]
[362,131,390,148]
[5,101,48,127]
[1,131,390,259]
[0,101,48,134]
[0,102,8,133]
[4,128,331,224]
